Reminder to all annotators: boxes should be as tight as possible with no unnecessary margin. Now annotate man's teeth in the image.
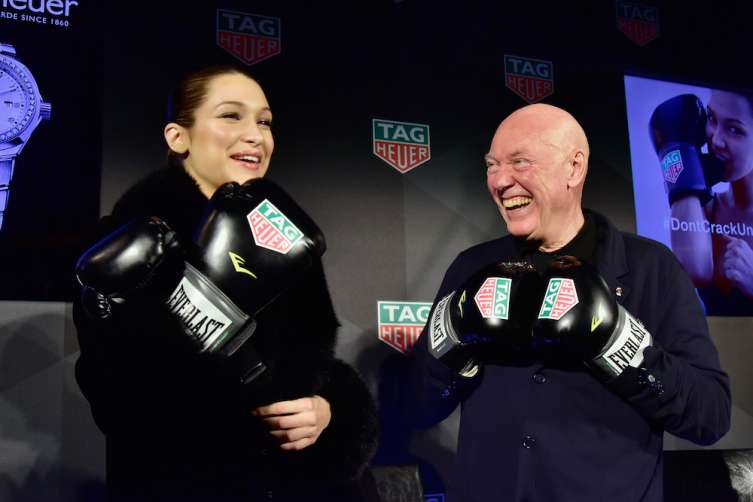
[503,196,532,209]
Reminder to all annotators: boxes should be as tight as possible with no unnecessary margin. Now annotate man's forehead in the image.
[489,127,553,157]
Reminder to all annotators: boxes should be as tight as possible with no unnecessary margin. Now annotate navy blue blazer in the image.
[410,210,731,502]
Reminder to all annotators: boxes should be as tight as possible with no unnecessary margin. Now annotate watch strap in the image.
[0,158,15,231]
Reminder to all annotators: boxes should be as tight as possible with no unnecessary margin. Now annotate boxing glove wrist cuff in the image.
[591,307,653,379]
[659,143,713,207]
[165,262,252,353]
[428,292,479,376]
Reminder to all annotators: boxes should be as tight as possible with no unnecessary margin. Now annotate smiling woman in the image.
[72,64,378,502]
[163,69,274,197]
[663,89,753,314]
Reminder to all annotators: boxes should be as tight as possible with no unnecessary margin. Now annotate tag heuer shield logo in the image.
[504,55,554,104]
[616,1,659,46]
[661,150,684,184]
[247,199,303,254]
[538,278,579,320]
[217,9,281,65]
[474,277,512,320]
[378,301,431,354]
[372,119,431,173]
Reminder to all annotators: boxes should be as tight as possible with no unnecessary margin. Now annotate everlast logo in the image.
[372,118,431,174]
[538,278,579,320]
[248,199,303,254]
[474,277,511,320]
[616,0,659,46]
[166,282,231,351]
[504,55,554,104]
[216,9,281,65]
[429,295,453,353]
[661,149,683,184]
[378,301,431,353]
[606,317,649,371]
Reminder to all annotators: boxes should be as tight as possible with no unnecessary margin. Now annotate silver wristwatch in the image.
[0,43,51,230]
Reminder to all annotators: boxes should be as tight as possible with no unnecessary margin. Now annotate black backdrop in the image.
[1,1,752,500]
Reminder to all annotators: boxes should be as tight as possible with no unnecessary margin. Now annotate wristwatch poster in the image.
[0,42,51,231]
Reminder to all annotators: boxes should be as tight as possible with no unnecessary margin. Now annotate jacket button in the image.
[532,373,546,384]
[522,435,536,449]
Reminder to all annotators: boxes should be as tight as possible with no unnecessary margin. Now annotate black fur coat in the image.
[74,166,378,501]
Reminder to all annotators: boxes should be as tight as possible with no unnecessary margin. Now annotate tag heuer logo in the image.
[616,1,659,46]
[504,55,554,104]
[474,277,512,320]
[661,150,683,184]
[248,199,303,254]
[217,9,281,65]
[372,119,431,173]
[378,301,431,353]
[538,278,579,320]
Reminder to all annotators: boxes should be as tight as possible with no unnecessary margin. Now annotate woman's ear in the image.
[164,123,189,154]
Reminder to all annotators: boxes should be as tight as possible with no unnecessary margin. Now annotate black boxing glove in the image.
[428,261,542,376]
[165,177,326,382]
[75,217,185,322]
[76,178,326,385]
[649,94,723,206]
[531,256,653,380]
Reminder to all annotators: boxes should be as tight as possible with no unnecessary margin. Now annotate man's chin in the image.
[504,221,537,239]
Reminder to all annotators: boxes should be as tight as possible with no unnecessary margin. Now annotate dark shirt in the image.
[519,212,598,271]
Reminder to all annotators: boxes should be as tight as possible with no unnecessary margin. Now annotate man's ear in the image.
[164,123,189,154]
[567,150,588,188]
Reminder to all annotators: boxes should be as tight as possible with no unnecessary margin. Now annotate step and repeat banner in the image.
[1,1,752,500]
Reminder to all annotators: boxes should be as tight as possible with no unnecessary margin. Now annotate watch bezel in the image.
[0,56,40,142]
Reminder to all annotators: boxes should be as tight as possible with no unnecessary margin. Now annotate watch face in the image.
[0,58,37,142]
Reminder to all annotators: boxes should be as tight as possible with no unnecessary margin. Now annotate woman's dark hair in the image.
[165,64,258,167]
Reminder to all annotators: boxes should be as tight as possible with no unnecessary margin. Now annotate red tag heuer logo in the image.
[217,9,281,66]
[538,278,579,320]
[474,277,511,320]
[504,55,554,104]
[372,119,431,173]
[247,199,303,254]
[616,1,659,46]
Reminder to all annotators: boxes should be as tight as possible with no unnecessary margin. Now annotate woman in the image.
[74,65,378,501]
[670,89,753,315]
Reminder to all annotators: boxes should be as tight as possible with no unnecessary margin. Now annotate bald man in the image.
[409,104,730,501]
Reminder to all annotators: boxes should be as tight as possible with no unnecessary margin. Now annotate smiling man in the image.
[409,103,731,502]
[485,104,588,251]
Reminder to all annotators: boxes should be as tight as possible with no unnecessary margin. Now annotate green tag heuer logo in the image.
[372,118,431,174]
[538,278,579,320]
[474,277,512,319]
[247,199,303,254]
[377,301,431,354]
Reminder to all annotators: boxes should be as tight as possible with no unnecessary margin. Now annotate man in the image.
[409,103,731,501]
